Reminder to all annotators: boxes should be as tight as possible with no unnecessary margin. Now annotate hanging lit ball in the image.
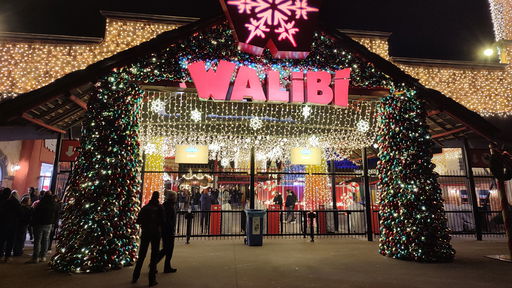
[151,99,165,113]
[250,116,263,130]
[357,120,370,132]
[308,135,320,147]
[144,143,157,155]
[209,143,221,152]
[302,105,312,119]
[191,109,202,122]
[220,158,230,167]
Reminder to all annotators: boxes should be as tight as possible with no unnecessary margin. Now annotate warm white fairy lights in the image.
[489,0,511,41]
[140,90,379,164]
[1,11,511,116]
[0,17,178,96]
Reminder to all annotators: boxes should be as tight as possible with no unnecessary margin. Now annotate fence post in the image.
[362,148,373,241]
[249,146,255,209]
[462,138,483,240]
[50,133,63,193]
[302,211,307,238]
[330,161,339,232]
[185,211,193,244]
[139,152,146,204]
[308,211,316,242]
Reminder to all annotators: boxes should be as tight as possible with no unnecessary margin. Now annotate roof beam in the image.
[431,127,466,139]
[22,113,66,134]
[427,110,441,116]
[69,94,88,110]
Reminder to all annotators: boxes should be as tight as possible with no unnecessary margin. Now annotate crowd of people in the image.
[0,187,61,263]
[176,187,245,212]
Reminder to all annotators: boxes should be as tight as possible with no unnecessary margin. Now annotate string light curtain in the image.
[140,90,379,164]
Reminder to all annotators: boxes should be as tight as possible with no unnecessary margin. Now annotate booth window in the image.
[38,163,53,191]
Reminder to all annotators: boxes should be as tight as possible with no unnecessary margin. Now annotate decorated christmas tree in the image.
[376,89,455,262]
[50,72,143,273]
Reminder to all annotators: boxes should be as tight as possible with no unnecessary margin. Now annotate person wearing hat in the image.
[132,191,164,287]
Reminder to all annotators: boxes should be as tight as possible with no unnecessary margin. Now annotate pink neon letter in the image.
[188,60,236,101]
[290,72,305,103]
[334,69,350,107]
[230,66,266,102]
[306,71,333,105]
[266,70,289,103]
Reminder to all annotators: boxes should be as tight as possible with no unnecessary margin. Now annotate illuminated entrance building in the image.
[0,0,511,274]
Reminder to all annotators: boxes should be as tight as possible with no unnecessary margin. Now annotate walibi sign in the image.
[187,60,350,107]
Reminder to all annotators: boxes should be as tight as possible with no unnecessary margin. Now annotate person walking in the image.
[285,190,297,223]
[27,191,57,263]
[200,190,212,233]
[3,190,21,262]
[132,191,164,287]
[14,196,32,256]
[157,191,178,273]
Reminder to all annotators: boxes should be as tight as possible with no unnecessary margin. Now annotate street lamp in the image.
[483,48,494,57]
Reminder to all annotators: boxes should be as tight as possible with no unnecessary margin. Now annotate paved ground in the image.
[0,237,511,288]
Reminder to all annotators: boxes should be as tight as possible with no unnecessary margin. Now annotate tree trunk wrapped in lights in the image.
[50,72,143,273]
[377,89,455,262]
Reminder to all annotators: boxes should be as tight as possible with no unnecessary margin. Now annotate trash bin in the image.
[245,209,265,246]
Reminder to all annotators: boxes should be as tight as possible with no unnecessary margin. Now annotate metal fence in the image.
[174,209,368,242]
[438,173,507,237]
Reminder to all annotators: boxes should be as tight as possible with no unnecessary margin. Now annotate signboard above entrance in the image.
[290,147,321,165]
[175,145,209,164]
[188,60,350,107]
[220,0,322,59]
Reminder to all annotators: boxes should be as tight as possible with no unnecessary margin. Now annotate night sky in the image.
[0,0,496,61]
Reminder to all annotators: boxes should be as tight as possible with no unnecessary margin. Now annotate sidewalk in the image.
[0,237,511,288]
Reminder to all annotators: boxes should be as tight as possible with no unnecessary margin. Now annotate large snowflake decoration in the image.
[222,0,321,58]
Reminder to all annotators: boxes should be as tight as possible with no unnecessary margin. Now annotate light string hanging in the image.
[139,90,379,165]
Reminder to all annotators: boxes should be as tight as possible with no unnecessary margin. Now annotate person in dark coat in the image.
[272,192,283,208]
[47,194,61,251]
[285,190,297,223]
[200,190,212,232]
[0,188,12,260]
[132,191,164,287]
[26,191,57,263]
[3,190,21,262]
[14,196,32,256]
[157,191,178,273]
[192,190,201,211]
[27,187,38,241]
